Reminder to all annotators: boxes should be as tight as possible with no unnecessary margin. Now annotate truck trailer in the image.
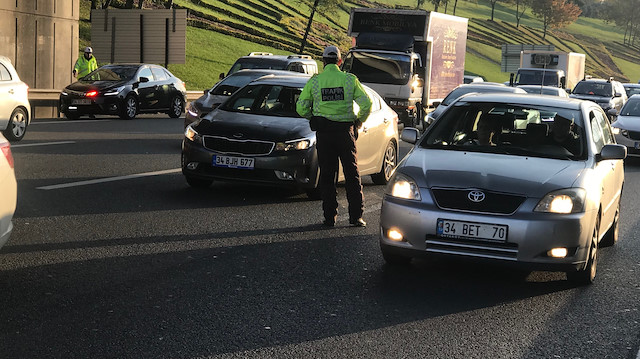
[342,8,468,128]
[513,51,585,91]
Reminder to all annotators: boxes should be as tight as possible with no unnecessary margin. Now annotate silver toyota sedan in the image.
[380,93,626,285]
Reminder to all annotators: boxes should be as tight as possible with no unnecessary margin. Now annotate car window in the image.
[0,64,11,81]
[151,67,168,81]
[137,66,154,81]
[287,63,305,73]
[363,88,380,112]
[620,98,640,116]
[590,111,605,152]
[420,101,586,160]
[222,84,302,118]
[573,82,612,97]
[593,109,614,145]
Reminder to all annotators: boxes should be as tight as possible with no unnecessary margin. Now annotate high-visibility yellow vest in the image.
[74,55,98,78]
[296,64,372,123]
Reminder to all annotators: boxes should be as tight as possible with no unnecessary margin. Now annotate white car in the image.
[611,94,640,155]
[0,55,30,141]
[0,133,16,250]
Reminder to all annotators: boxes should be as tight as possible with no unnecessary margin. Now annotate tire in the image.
[120,95,138,120]
[600,200,620,248]
[185,175,212,188]
[3,108,28,142]
[381,245,412,266]
[63,111,80,121]
[567,217,599,285]
[371,141,397,185]
[168,95,184,118]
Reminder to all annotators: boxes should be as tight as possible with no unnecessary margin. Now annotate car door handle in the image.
[383,117,390,123]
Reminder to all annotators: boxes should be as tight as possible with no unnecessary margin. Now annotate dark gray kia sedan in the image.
[380,94,626,285]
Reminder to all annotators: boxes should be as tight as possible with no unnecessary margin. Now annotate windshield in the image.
[342,51,412,85]
[211,73,268,96]
[228,59,287,75]
[516,70,559,86]
[624,86,640,97]
[80,66,138,82]
[572,82,612,97]
[620,98,640,117]
[420,101,587,160]
[220,84,303,118]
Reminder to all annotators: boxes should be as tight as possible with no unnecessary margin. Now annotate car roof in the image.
[248,73,313,87]
[237,54,316,63]
[457,93,584,109]
[518,85,561,90]
[228,69,302,77]
[624,83,640,87]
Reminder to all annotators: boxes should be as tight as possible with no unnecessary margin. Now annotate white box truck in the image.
[342,8,468,128]
[513,51,585,91]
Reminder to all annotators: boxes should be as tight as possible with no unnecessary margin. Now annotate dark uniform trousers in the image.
[314,117,364,222]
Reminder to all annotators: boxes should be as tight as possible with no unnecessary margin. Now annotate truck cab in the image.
[514,68,566,89]
[342,44,424,127]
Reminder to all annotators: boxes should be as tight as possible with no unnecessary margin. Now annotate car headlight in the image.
[611,126,620,135]
[104,86,125,96]
[385,172,421,200]
[275,136,315,151]
[61,91,68,96]
[534,188,586,214]
[187,102,200,117]
[184,124,202,143]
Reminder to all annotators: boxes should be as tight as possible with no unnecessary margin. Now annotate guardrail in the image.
[28,89,203,118]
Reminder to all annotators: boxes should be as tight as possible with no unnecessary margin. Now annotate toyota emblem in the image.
[468,190,486,203]
[233,133,244,139]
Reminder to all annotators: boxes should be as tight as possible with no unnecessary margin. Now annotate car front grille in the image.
[202,135,274,156]
[426,235,519,260]
[431,188,525,215]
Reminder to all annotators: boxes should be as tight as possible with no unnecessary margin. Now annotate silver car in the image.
[611,94,640,155]
[0,56,30,142]
[517,85,570,97]
[380,94,626,285]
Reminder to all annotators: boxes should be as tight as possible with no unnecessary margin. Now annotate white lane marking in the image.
[37,168,182,190]
[32,119,113,124]
[12,141,76,148]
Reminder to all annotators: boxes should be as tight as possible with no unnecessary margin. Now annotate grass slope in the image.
[79,0,640,89]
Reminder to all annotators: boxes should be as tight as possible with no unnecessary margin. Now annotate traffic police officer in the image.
[296,45,372,227]
[73,47,98,78]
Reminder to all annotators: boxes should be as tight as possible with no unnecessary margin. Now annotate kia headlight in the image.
[104,86,125,96]
[534,188,586,214]
[275,136,315,151]
[184,124,202,143]
[386,172,421,200]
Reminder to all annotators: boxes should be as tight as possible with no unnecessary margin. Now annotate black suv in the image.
[570,77,627,118]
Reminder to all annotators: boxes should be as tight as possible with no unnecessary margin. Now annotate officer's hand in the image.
[355,119,363,129]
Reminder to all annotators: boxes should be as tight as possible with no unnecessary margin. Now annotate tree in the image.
[530,0,582,39]
[416,0,426,9]
[296,0,342,53]
[512,0,531,28]
[429,0,446,12]
[452,0,459,15]
[90,0,112,9]
[488,0,501,21]
[604,0,640,45]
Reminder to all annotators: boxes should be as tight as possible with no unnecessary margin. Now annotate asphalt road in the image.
[1,116,639,359]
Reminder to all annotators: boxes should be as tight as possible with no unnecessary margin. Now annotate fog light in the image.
[548,247,568,258]
[387,228,404,242]
[274,170,294,180]
[186,162,198,170]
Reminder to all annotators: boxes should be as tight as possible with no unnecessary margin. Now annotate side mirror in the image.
[400,128,420,144]
[204,89,209,95]
[607,108,618,117]
[614,92,622,98]
[433,101,441,108]
[509,73,515,87]
[598,144,627,161]
[219,73,225,80]
[565,88,572,94]
[138,76,150,83]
